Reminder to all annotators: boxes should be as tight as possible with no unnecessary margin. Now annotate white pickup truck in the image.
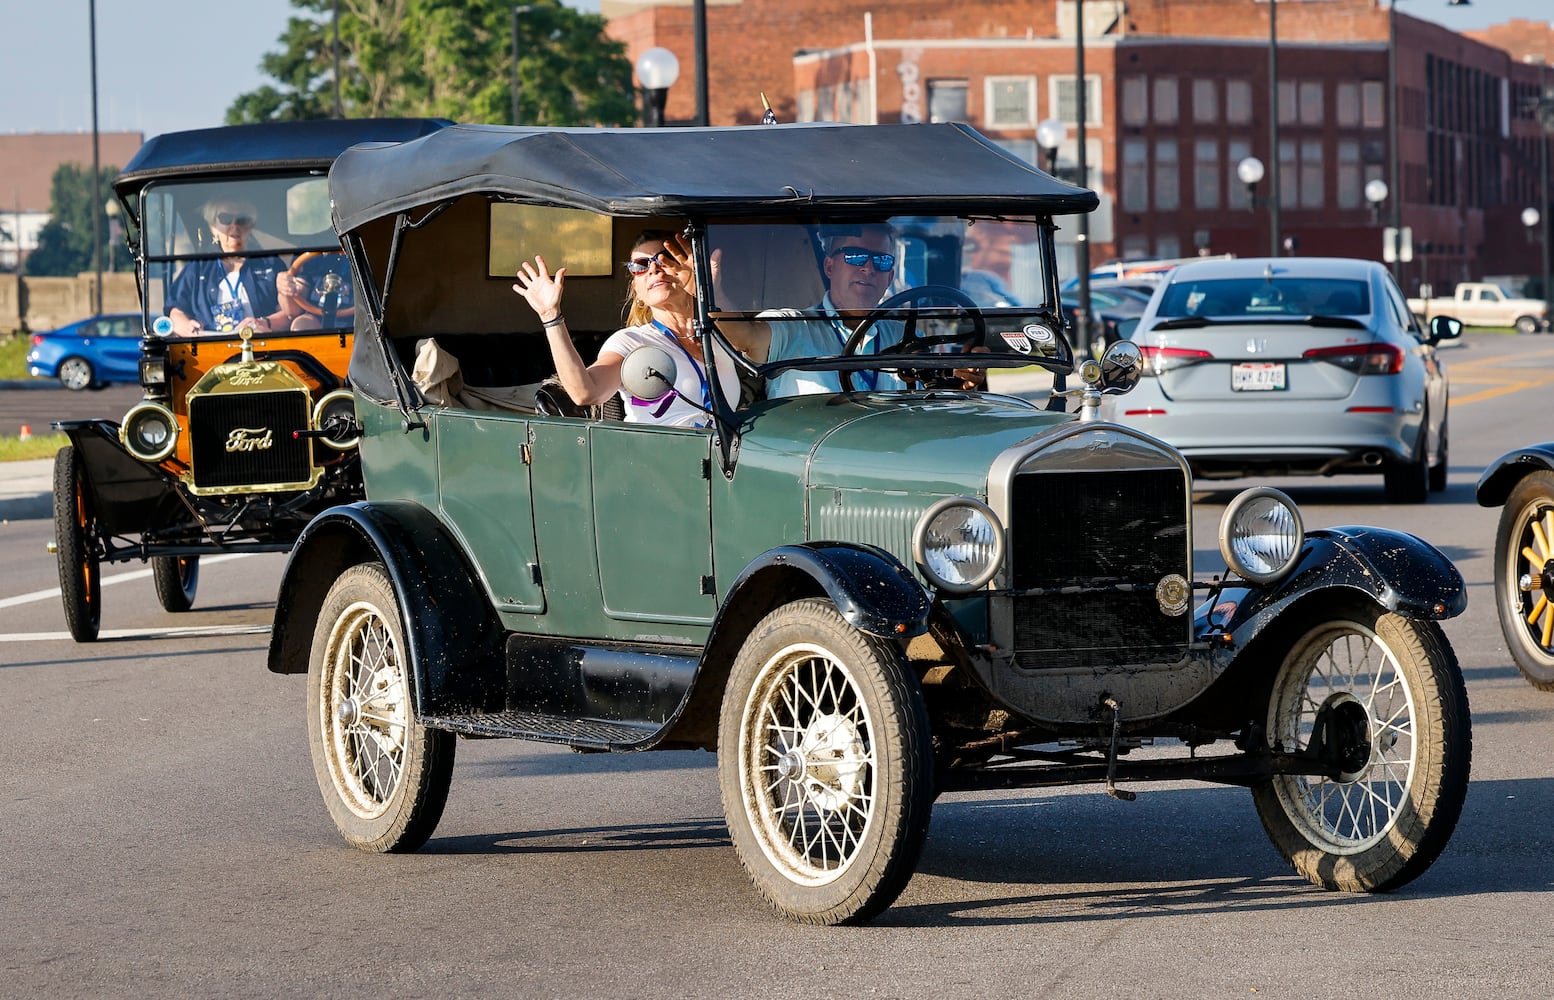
[1407,282,1548,334]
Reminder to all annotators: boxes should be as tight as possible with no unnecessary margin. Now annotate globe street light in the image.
[1365,178,1389,226]
[1523,206,1541,243]
[1237,155,1265,207]
[1036,117,1067,176]
[636,47,681,128]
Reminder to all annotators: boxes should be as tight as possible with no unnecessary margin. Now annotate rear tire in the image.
[1427,418,1448,493]
[1515,315,1539,335]
[1383,431,1428,504]
[58,356,95,391]
[307,562,454,852]
[52,446,101,642]
[152,555,200,613]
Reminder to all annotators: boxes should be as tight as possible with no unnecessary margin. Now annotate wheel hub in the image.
[793,712,866,811]
[336,697,361,727]
[776,748,806,781]
[1315,694,1374,781]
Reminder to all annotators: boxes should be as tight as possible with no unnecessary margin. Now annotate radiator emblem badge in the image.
[225,427,274,452]
[1156,573,1189,617]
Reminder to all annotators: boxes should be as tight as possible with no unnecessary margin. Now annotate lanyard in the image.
[826,311,877,392]
[647,320,712,418]
[221,268,245,310]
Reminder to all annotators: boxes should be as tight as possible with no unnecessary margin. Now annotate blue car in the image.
[25,313,143,390]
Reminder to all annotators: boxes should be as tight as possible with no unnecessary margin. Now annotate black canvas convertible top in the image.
[113,118,452,204]
[329,122,1098,231]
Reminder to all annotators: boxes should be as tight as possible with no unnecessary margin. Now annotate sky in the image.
[1,0,1547,141]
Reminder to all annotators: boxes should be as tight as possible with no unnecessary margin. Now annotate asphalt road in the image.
[1,332,1552,997]
[0,380,141,438]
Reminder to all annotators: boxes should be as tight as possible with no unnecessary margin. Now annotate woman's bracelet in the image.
[542,316,567,329]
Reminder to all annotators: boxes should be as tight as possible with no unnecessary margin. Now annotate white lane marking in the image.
[0,624,272,643]
[0,552,254,609]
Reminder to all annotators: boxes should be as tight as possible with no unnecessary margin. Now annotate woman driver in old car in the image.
[165,197,301,337]
[510,229,742,428]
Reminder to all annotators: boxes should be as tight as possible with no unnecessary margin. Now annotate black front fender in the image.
[1476,444,1554,508]
[266,500,505,714]
[1209,525,1465,651]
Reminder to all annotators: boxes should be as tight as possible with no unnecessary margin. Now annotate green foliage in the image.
[25,163,129,278]
[0,432,67,462]
[0,330,31,378]
[228,0,636,127]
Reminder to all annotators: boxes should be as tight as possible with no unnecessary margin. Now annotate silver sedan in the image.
[1101,256,1460,502]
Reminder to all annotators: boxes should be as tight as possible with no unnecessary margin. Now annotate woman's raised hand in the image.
[512,255,567,321]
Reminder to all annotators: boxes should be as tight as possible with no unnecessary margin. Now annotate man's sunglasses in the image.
[624,250,674,274]
[832,246,895,273]
[213,212,254,227]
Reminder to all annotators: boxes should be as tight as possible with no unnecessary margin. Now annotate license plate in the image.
[1231,362,1286,391]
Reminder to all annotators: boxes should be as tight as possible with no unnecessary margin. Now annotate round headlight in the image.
[312,389,361,451]
[913,497,1005,593]
[1218,487,1304,585]
[120,401,178,463]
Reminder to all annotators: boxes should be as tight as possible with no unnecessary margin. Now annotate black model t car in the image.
[267,123,1471,925]
[51,118,448,642]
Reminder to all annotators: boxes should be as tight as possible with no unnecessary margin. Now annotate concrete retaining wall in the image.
[0,272,140,332]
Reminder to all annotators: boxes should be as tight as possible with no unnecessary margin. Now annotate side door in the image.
[100,316,146,382]
[433,410,544,615]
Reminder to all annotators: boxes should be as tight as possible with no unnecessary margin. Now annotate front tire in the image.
[1251,605,1471,892]
[718,598,933,925]
[1493,471,1554,689]
[52,446,101,642]
[307,562,454,853]
[152,555,199,613]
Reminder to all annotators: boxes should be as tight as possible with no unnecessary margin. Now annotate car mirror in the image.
[1098,340,1143,395]
[620,344,678,403]
[1427,314,1463,344]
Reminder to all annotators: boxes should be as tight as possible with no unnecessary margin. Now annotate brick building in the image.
[0,131,143,270]
[605,0,1554,292]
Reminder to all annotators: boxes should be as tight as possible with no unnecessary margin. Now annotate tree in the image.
[25,164,126,278]
[227,0,636,127]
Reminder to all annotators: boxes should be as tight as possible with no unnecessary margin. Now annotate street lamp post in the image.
[1073,0,1091,359]
[1267,0,1281,259]
[89,0,102,315]
[104,198,119,274]
[511,5,534,125]
[636,48,681,127]
[1036,117,1067,176]
[1237,155,1268,251]
[1537,59,1552,332]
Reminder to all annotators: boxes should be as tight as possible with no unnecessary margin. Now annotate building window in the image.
[1155,141,1180,211]
[1299,81,1323,125]
[1153,77,1180,125]
[1192,79,1218,124]
[1278,80,1297,125]
[1336,139,1361,209]
[1155,235,1181,259]
[1194,140,1220,210]
[797,89,815,123]
[1230,139,1255,209]
[1362,82,1384,128]
[1122,139,1149,212]
[1280,140,1298,210]
[1336,82,1360,127]
[995,137,1039,167]
[1227,80,1253,124]
[928,80,969,123]
[1122,76,1148,125]
[1300,140,1325,209]
[1053,75,1103,126]
[986,77,1035,127]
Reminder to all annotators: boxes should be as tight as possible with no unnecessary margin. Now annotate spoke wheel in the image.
[58,356,95,391]
[1493,470,1554,689]
[152,555,200,613]
[52,445,101,642]
[307,562,454,852]
[719,598,932,925]
[1251,605,1470,892]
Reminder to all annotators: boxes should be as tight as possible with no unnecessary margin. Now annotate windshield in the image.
[701,216,1068,397]
[1154,276,1371,320]
[139,173,353,336]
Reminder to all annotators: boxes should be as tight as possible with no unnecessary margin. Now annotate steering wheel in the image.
[838,284,986,392]
[286,252,355,320]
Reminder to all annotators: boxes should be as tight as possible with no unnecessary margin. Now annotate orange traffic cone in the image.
[18,424,31,441]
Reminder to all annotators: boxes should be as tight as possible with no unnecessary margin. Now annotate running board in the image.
[420,710,660,751]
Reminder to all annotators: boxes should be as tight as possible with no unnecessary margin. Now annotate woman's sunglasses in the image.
[833,246,895,273]
[624,250,674,274]
[212,212,254,227]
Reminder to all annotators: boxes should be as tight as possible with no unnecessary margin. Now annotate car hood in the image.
[741,391,1072,495]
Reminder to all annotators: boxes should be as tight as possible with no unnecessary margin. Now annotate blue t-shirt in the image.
[762,294,906,397]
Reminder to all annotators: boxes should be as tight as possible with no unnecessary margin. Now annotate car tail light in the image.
[1302,342,1403,375]
[31,334,43,346]
[1138,345,1213,375]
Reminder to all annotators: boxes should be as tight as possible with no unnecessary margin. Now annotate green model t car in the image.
[268,123,1471,925]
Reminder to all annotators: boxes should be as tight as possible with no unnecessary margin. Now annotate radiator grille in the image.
[189,391,313,489]
[1009,467,1189,669]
